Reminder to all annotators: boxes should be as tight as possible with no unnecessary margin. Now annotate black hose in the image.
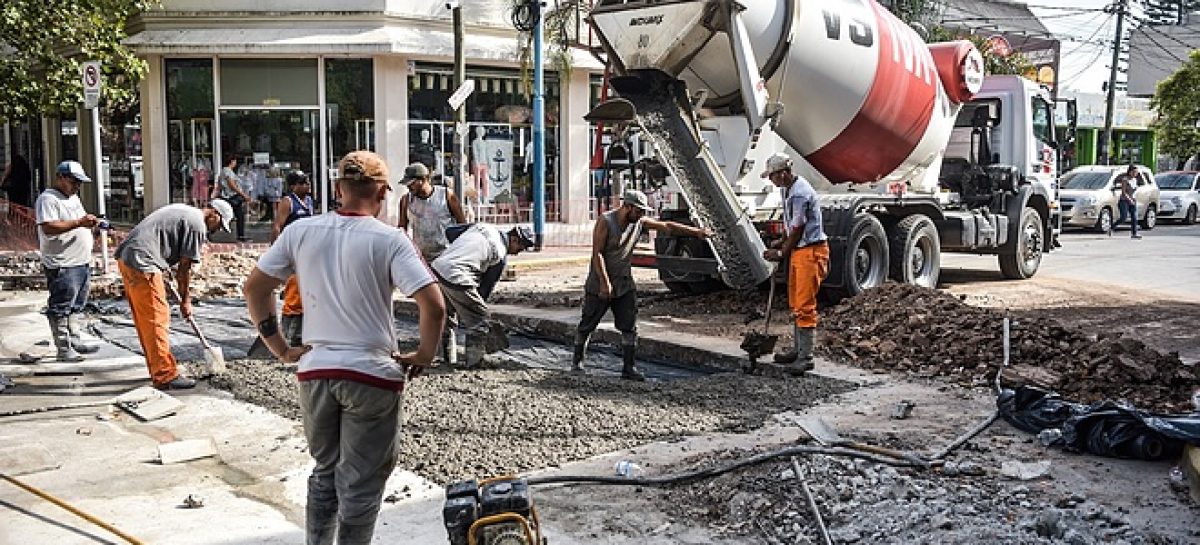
[526,444,927,487]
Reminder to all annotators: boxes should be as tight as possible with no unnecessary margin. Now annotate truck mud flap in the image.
[613,70,771,290]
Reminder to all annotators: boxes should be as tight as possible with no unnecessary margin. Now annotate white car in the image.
[1156,171,1200,225]
[1059,165,1159,233]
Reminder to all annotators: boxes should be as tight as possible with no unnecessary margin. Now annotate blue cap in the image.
[56,160,92,183]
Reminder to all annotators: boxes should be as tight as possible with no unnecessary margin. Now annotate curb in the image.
[507,255,591,272]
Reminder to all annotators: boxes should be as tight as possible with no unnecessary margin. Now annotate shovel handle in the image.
[762,264,778,331]
[163,276,214,350]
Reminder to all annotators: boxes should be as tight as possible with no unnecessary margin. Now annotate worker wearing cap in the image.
[761,153,828,370]
[573,189,711,380]
[397,162,466,263]
[35,161,101,361]
[272,170,315,347]
[115,199,235,390]
[244,150,445,545]
[431,224,536,367]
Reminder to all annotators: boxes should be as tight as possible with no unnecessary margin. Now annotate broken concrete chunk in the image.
[158,438,218,465]
[1000,460,1052,481]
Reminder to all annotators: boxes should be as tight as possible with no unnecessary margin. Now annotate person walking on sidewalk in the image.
[272,170,315,346]
[397,162,466,262]
[432,224,535,367]
[35,161,101,361]
[244,151,445,545]
[213,154,251,241]
[761,153,829,370]
[572,189,710,380]
[115,200,234,390]
[1112,164,1142,239]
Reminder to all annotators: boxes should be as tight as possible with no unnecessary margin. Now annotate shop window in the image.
[325,58,375,163]
[220,59,318,107]
[164,59,215,212]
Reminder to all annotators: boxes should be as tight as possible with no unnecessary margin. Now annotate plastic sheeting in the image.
[998,386,1200,461]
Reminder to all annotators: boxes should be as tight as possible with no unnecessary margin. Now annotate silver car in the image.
[1059,165,1159,233]
[1156,171,1200,225]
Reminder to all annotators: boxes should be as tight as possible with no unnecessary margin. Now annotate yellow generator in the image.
[443,476,545,545]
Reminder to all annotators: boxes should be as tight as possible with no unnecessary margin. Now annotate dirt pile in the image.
[0,251,43,276]
[818,283,1197,413]
[661,449,1177,544]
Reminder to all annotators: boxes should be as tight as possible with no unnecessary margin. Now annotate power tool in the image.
[443,476,545,545]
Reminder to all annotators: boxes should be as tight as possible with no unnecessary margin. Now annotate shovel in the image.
[798,417,927,465]
[164,280,226,375]
[740,265,779,370]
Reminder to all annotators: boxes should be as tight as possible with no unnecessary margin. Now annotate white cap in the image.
[56,160,92,183]
[760,153,793,178]
[209,199,234,233]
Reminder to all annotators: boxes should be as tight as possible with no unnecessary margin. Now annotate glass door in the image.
[219,109,320,209]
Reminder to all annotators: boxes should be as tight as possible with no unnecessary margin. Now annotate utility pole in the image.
[532,0,546,250]
[1099,0,1129,166]
[452,2,467,206]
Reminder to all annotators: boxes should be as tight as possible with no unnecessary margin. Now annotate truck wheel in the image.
[1140,204,1157,230]
[887,214,941,289]
[845,213,889,297]
[999,207,1044,280]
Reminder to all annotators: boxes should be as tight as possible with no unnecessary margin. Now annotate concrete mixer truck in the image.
[584,0,1076,296]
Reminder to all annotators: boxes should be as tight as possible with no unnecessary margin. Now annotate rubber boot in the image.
[305,503,338,545]
[464,339,484,369]
[571,332,589,373]
[66,314,100,354]
[794,327,816,372]
[335,520,376,545]
[441,326,458,366]
[773,325,798,364]
[620,343,645,381]
[48,316,83,362]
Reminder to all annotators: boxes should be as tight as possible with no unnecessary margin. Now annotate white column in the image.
[372,55,410,226]
[139,54,170,211]
[560,68,593,224]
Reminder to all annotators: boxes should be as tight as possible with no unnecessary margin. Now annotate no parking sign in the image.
[82,61,102,109]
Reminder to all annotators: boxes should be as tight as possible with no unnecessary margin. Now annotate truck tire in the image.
[999,207,1044,280]
[845,213,889,297]
[887,214,941,288]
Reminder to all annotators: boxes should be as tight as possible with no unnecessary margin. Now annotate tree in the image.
[1151,50,1200,162]
[0,0,158,121]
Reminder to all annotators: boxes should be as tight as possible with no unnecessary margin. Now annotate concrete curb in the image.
[394,299,749,373]
[0,355,146,377]
[507,255,591,272]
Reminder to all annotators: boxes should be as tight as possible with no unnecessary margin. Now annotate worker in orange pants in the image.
[761,153,829,370]
[281,276,304,347]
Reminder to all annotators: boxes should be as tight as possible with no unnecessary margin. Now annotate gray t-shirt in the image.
[115,204,207,272]
[783,176,828,247]
[35,188,93,268]
[431,224,506,287]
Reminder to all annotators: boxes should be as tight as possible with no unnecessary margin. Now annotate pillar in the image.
[139,54,169,211]
[560,68,593,224]
[373,55,410,226]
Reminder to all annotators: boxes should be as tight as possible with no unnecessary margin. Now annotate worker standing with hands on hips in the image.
[243,151,445,545]
[762,153,829,370]
[572,189,711,380]
[35,161,101,361]
[115,199,236,389]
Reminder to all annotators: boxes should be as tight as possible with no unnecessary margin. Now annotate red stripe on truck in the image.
[804,1,937,183]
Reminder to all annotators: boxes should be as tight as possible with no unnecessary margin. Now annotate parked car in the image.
[1155,171,1200,225]
[1059,164,1159,233]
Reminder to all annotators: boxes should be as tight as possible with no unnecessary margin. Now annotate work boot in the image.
[571,332,590,373]
[464,342,484,369]
[154,375,197,390]
[66,314,100,354]
[335,521,376,545]
[48,316,84,362]
[620,344,645,382]
[440,326,458,365]
[305,502,337,545]
[794,327,816,372]
[773,325,798,364]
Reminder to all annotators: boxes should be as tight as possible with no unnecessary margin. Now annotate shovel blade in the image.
[740,332,778,359]
[205,346,226,375]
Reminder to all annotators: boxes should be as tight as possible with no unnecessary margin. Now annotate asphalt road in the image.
[941,221,1200,303]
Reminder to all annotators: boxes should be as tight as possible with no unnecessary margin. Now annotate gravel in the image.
[210,360,853,485]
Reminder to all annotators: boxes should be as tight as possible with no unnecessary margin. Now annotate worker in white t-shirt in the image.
[35,161,100,361]
[243,150,446,545]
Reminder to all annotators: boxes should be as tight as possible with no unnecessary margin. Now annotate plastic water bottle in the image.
[1037,428,1063,447]
[614,460,642,478]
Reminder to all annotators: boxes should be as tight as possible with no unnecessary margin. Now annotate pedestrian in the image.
[431,224,535,367]
[1,154,34,208]
[115,200,235,389]
[1112,164,1142,239]
[35,161,101,361]
[397,162,467,262]
[243,150,445,545]
[213,154,251,241]
[572,189,710,380]
[271,170,315,347]
[760,153,829,370]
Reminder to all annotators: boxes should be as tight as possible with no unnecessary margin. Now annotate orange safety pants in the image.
[282,275,303,316]
[787,242,830,328]
[118,261,179,385]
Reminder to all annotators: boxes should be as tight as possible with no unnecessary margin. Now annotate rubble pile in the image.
[818,283,1197,413]
[0,251,43,276]
[190,250,260,298]
[663,449,1175,544]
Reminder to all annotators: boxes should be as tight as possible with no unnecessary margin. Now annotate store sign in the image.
[82,61,102,109]
[448,79,476,111]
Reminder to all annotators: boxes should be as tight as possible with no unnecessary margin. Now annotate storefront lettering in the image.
[629,14,664,27]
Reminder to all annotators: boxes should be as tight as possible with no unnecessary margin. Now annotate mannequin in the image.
[411,128,437,170]
[470,126,490,202]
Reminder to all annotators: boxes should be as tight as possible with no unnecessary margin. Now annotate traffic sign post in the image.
[82,61,110,273]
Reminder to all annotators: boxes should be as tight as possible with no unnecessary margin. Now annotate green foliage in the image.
[1151,50,1200,161]
[511,0,582,99]
[886,0,942,28]
[0,0,158,121]
[926,26,1034,77]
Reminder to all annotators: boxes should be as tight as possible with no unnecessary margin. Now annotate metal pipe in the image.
[532,0,546,249]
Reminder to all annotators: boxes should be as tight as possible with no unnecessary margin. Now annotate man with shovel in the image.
[761,153,828,370]
[115,199,234,390]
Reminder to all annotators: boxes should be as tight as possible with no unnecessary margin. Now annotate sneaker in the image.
[1132,234,1142,239]
[154,375,197,390]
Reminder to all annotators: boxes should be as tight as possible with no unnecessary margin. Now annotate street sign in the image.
[82,61,102,109]
[447,79,475,111]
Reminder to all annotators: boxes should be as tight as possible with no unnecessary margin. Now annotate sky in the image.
[1023,0,1135,95]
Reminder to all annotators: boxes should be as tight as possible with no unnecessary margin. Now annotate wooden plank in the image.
[158,438,217,465]
[0,444,61,476]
